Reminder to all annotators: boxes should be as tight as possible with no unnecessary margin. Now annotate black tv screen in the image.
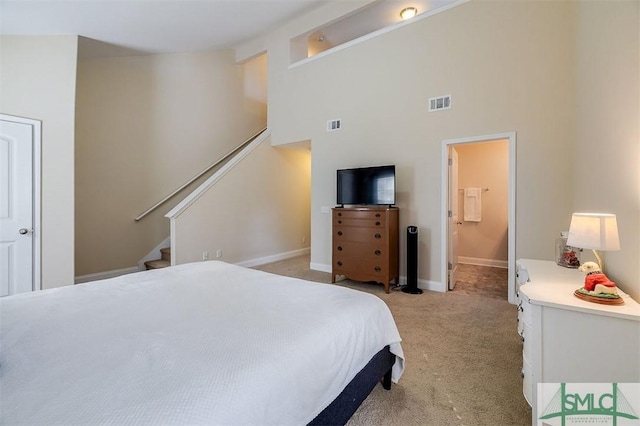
[337,165,395,206]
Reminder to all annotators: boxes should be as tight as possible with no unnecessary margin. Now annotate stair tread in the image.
[145,259,170,269]
[160,247,171,261]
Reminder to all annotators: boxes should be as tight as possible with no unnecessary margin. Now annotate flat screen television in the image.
[337,165,395,206]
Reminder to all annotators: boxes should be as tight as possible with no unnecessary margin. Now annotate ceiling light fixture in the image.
[400,7,418,20]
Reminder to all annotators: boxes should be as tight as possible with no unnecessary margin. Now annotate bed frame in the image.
[309,346,395,425]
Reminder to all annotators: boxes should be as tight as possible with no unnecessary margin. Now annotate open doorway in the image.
[441,132,517,304]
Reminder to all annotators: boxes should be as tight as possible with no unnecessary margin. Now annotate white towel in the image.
[464,188,482,222]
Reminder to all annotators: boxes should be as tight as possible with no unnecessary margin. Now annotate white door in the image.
[0,116,37,296]
[447,146,460,290]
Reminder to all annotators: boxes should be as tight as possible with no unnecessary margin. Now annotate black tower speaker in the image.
[402,226,423,294]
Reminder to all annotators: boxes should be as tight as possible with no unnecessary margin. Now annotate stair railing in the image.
[134,127,267,222]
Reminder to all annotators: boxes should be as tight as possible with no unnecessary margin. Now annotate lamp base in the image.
[592,249,603,272]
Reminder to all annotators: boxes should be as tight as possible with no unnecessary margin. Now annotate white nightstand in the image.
[516,259,640,423]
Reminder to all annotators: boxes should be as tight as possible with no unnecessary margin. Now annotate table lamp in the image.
[566,213,620,272]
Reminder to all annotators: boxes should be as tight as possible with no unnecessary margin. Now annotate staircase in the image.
[144,247,171,270]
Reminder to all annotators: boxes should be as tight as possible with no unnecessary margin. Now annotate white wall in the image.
[238,1,578,287]
[75,49,267,275]
[572,0,639,300]
[172,137,311,266]
[0,35,78,289]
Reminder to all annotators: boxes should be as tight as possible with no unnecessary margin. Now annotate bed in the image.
[0,261,404,425]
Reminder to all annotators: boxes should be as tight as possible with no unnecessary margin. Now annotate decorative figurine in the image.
[573,261,624,305]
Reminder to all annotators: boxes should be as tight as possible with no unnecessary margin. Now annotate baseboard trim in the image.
[310,262,331,273]
[459,256,508,269]
[405,276,445,293]
[419,278,446,293]
[75,266,139,284]
[236,247,310,269]
[75,248,311,283]
[79,253,446,292]
[310,263,446,293]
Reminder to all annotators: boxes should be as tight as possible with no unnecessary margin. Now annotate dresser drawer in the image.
[333,257,390,278]
[522,353,534,406]
[333,240,389,274]
[334,226,388,243]
[517,310,524,337]
[334,217,386,228]
[334,209,386,220]
[518,295,532,326]
[522,322,533,361]
[334,240,387,258]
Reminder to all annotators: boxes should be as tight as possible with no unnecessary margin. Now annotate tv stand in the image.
[331,207,399,293]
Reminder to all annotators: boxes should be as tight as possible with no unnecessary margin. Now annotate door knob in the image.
[19,228,29,235]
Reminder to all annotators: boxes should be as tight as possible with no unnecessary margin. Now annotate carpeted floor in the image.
[254,255,531,426]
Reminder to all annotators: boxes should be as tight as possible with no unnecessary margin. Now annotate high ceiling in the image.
[0,0,327,57]
[1,0,460,59]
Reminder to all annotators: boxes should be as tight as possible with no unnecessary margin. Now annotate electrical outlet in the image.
[202,251,209,261]
[216,249,222,258]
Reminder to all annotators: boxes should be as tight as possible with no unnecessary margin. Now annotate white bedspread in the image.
[0,261,403,425]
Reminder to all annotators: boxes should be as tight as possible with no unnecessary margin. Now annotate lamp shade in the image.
[566,213,620,251]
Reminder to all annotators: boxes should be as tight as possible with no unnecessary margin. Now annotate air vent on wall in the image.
[429,95,452,112]
[327,119,341,132]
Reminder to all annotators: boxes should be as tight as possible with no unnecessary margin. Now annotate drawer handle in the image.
[337,246,343,251]
[337,231,343,236]
[337,261,343,267]
[338,220,342,224]
[337,212,342,217]
[374,249,382,256]
[374,233,381,239]
[374,266,382,272]
[521,370,525,379]
[375,221,381,226]
[375,213,381,217]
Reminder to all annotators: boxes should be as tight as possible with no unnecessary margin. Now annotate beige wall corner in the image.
[75,49,267,276]
[573,0,640,299]
[173,136,311,266]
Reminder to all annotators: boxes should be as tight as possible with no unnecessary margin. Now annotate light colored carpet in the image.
[254,255,531,426]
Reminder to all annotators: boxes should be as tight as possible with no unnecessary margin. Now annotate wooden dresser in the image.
[331,207,399,293]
